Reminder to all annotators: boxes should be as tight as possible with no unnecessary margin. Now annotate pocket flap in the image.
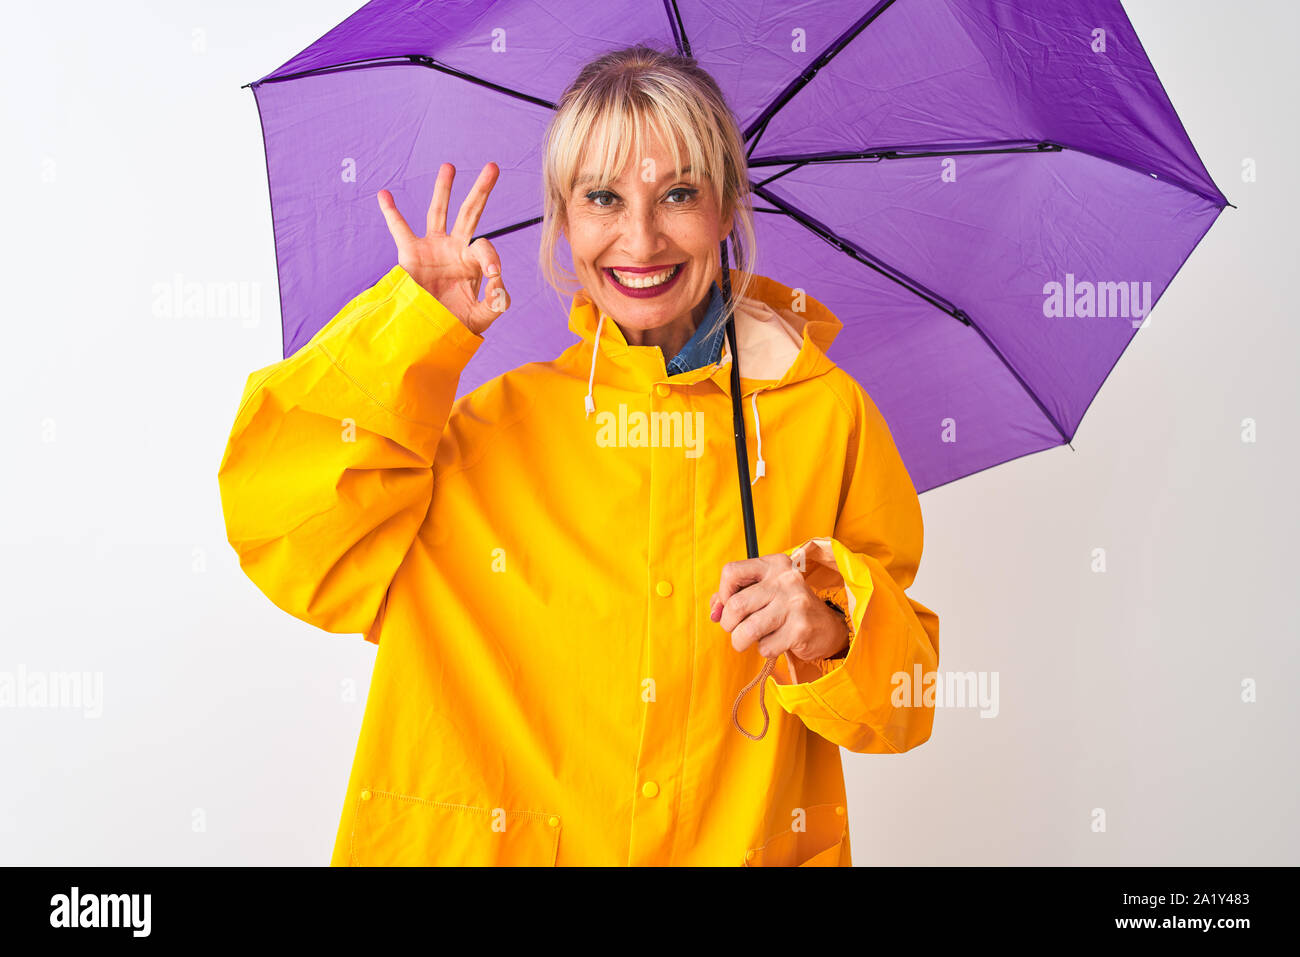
[744,803,847,867]
[797,837,845,866]
[351,788,561,866]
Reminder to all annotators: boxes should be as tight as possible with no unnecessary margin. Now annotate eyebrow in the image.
[575,165,693,188]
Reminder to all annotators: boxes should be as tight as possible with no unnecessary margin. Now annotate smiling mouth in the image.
[604,263,683,289]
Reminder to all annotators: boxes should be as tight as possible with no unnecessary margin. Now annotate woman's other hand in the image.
[709,553,851,664]
[377,162,511,336]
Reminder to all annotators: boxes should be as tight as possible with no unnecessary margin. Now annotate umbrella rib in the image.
[244,55,557,111]
[751,184,1072,445]
[471,215,543,242]
[1037,139,1230,208]
[949,308,1072,446]
[744,0,902,158]
[242,54,422,89]
[751,183,967,322]
[752,140,1061,165]
[663,0,692,57]
[750,140,1063,188]
[752,137,1228,209]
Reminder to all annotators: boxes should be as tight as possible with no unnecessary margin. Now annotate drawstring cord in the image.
[584,313,604,416]
[750,391,766,485]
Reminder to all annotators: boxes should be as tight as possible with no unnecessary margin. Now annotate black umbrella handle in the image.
[720,239,759,561]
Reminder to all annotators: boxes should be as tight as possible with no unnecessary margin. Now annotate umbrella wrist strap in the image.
[732,656,778,740]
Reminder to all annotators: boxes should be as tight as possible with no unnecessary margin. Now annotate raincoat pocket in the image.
[742,803,847,867]
[349,788,561,866]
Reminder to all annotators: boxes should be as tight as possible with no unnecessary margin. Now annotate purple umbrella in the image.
[243,0,1229,501]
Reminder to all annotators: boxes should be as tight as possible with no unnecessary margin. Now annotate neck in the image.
[615,289,712,358]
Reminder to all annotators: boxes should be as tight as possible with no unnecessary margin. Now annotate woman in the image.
[218,45,939,866]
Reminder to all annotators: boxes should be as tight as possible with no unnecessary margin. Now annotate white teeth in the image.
[611,265,679,288]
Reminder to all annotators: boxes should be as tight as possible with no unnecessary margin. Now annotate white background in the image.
[0,0,1295,865]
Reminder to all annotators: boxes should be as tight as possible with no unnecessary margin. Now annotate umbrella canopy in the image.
[244,0,1228,494]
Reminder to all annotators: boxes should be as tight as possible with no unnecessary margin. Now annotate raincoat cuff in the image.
[313,265,484,434]
[377,264,485,354]
[766,536,931,754]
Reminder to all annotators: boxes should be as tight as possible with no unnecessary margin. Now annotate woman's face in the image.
[563,127,733,337]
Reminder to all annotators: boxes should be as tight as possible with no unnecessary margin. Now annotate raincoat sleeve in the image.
[767,380,940,754]
[217,265,483,640]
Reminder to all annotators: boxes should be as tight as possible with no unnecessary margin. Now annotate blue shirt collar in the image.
[664,281,726,376]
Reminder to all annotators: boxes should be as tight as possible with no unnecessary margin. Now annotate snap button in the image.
[654,383,670,398]
[835,805,845,815]
[642,781,659,798]
[360,789,371,801]
[547,815,560,828]
[655,580,672,597]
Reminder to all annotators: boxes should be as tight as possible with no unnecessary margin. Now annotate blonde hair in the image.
[538,43,759,340]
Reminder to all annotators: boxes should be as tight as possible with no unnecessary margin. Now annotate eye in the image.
[586,190,617,208]
[666,187,698,204]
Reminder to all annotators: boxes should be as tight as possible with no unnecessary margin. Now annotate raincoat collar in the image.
[564,269,842,403]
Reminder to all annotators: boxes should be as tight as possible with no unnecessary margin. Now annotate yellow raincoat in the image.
[217,264,940,866]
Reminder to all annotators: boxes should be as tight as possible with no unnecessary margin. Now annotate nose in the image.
[619,205,667,261]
